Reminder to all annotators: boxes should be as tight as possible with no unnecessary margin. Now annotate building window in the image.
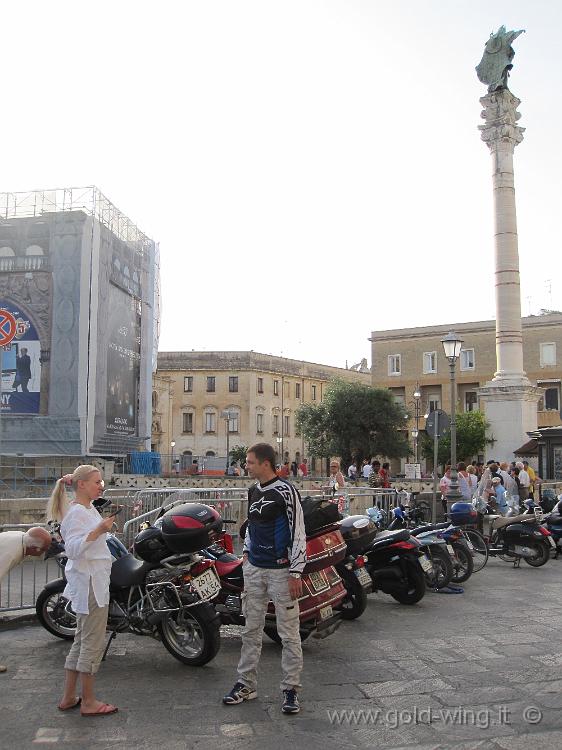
[465,392,478,412]
[540,342,556,367]
[460,349,475,371]
[182,413,194,433]
[228,413,239,433]
[295,382,301,399]
[152,391,158,409]
[229,376,238,393]
[284,381,290,397]
[423,352,437,374]
[388,354,401,376]
[543,386,560,411]
[273,414,279,434]
[273,379,279,396]
[205,451,215,457]
[184,376,193,392]
[205,412,216,433]
[428,395,440,413]
[311,384,317,400]
[284,415,290,436]
[257,377,264,393]
[256,413,264,433]
[206,376,216,392]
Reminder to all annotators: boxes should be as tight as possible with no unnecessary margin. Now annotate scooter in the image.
[542,497,562,558]
[485,504,554,567]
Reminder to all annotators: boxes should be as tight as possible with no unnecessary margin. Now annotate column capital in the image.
[478,89,524,151]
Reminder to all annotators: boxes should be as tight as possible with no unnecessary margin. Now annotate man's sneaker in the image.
[222,682,257,705]
[282,689,300,714]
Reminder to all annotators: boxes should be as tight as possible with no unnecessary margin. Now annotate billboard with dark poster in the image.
[0,300,41,414]
[106,284,141,435]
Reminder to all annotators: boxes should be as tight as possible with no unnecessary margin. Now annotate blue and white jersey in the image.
[243,477,306,573]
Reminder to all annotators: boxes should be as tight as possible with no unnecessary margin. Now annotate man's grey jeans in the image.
[237,561,303,692]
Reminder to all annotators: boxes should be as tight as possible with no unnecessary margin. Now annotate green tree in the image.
[420,410,492,467]
[296,379,409,467]
[229,445,249,465]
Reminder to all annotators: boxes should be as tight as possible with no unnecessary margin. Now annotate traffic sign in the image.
[0,308,17,347]
[425,409,450,439]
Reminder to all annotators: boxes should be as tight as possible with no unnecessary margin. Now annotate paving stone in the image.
[359,678,452,698]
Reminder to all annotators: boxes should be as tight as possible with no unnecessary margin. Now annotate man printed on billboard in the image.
[13,347,32,393]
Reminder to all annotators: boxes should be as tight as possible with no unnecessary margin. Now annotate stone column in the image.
[477,90,542,459]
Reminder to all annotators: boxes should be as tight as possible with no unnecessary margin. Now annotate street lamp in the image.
[441,331,464,509]
[170,440,176,475]
[220,410,233,474]
[412,384,421,464]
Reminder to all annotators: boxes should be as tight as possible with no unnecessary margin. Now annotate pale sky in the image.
[2,1,560,369]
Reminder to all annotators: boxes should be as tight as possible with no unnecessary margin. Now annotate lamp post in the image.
[170,440,176,475]
[412,384,421,464]
[221,410,233,474]
[441,331,464,508]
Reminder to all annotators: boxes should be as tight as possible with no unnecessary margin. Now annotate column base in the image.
[477,381,543,462]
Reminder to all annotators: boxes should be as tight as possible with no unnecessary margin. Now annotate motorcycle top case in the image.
[339,515,378,555]
[160,503,223,553]
[303,528,347,573]
[301,496,342,535]
[134,526,170,563]
[449,502,478,526]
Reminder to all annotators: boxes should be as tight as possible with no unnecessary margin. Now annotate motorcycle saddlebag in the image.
[303,528,347,573]
[339,515,378,555]
[160,503,223,553]
[301,496,342,535]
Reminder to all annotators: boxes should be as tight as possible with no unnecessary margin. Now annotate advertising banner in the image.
[106,284,141,435]
[0,300,41,414]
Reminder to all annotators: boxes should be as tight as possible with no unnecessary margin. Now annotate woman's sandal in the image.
[58,697,82,711]
[81,703,118,717]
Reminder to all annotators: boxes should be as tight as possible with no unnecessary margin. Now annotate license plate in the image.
[446,544,455,555]
[419,555,433,573]
[191,568,221,600]
[466,539,474,550]
[308,570,329,593]
[354,567,371,586]
[548,536,556,548]
[319,605,333,621]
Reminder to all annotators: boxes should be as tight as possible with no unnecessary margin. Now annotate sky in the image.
[1,1,560,369]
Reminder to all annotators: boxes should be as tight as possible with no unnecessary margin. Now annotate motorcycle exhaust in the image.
[146,611,165,625]
[371,567,402,584]
[511,545,536,558]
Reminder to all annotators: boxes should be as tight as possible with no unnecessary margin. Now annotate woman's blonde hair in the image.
[46,464,101,522]
[329,458,341,469]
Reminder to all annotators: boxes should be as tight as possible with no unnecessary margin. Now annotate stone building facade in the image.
[152,351,370,471]
[370,312,562,459]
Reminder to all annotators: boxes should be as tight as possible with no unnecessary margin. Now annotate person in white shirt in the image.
[46,465,119,717]
[347,462,358,480]
[0,527,51,673]
[362,460,373,479]
[515,461,530,501]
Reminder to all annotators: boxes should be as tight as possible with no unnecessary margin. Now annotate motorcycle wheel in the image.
[524,543,550,568]
[263,627,311,644]
[390,559,426,605]
[425,547,454,590]
[36,584,76,640]
[337,571,368,620]
[158,603,221,666]
[450,542,474,583]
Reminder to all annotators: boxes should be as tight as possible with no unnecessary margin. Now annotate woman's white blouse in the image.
[60,503,112,615]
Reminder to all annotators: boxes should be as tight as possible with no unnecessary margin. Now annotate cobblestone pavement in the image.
[1,555,562,750]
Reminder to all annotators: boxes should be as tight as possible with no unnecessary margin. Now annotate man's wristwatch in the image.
[290,572,301,579]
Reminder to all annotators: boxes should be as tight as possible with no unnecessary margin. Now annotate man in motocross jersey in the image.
[223,442,306,714]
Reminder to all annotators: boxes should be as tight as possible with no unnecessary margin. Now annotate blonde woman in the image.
[47,466,118,717]
[324,459,346,494]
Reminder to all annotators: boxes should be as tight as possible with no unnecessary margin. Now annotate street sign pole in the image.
[0,344,3,455]
[432,410,439,507]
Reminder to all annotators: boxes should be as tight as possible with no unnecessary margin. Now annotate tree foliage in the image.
[420,410,493,467]
[296,379,409,466]
[229,445,249,465]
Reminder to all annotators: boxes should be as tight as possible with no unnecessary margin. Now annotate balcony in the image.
[537,410,562,428]
[0,255,48,272]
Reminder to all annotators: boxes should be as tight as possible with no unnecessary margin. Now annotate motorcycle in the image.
[202,517,347,643]
[543,497,562,558]
[486,503,554,567]
[360,527,429,605]
[36,502,224,666]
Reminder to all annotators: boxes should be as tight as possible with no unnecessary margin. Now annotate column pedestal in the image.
[478,381,542,461]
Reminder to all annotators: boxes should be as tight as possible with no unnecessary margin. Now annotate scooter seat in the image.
[492,514,538,530]
[369,529,411,548]
[411,522,450,536]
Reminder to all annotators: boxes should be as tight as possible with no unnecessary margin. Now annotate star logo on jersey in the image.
[249,498,276,515]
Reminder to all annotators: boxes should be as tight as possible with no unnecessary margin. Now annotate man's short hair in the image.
[248,443,276,471]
